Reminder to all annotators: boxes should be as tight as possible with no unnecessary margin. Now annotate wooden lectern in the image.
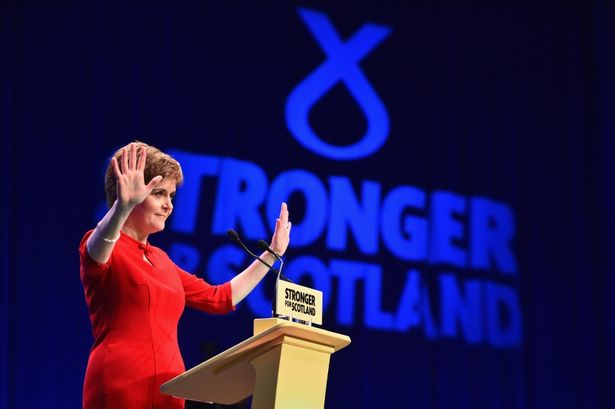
[160,318,351,409]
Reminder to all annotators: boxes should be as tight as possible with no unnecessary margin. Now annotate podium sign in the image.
[275,280,323,325]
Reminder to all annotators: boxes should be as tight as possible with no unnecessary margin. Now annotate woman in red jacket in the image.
[79,142,291,409]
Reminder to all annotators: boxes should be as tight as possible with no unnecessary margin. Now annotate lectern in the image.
[161,318,351,408]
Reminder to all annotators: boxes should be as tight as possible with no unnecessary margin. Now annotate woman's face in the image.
[128,178,177,236]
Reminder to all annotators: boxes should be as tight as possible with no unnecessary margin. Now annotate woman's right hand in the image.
[111,143,163,210]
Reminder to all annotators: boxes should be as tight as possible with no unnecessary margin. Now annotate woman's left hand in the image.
[270,202,291,256]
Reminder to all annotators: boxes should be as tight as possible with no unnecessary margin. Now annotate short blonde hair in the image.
[104,141,184,208]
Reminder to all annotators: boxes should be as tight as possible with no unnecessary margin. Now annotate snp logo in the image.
[285,8,392,161]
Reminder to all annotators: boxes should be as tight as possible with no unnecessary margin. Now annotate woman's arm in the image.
[86,143,162,264]
[230,202,291,306]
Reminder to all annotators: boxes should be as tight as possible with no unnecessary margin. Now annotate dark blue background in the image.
[2,0,614,408]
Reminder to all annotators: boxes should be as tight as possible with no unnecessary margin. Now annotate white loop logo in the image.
[285,8,392,161]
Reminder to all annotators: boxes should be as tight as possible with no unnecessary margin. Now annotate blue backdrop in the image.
[2,0,615,408]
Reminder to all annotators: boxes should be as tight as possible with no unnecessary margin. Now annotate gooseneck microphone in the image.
[256,239,293,318]
[227,229,294,317]
[226,229,290,280]
[257,240,293,283]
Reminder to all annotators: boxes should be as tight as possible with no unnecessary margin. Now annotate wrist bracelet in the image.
[100,235,119,244]
[96,226,120,244]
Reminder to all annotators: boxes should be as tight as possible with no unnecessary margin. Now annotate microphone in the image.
[256,239,292,318]
[227,229,294,317]
[226,229,282,277]
[257,240,292,283]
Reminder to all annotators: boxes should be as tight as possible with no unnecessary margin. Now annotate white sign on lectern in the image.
[275,280,323,325]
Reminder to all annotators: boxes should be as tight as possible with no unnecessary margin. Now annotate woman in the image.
[79,142,291,409]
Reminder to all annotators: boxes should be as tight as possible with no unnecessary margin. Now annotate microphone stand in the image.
[226,230,291,318]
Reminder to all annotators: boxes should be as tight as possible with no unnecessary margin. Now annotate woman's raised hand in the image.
[111,143,162,209]
[270,202,291,256]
